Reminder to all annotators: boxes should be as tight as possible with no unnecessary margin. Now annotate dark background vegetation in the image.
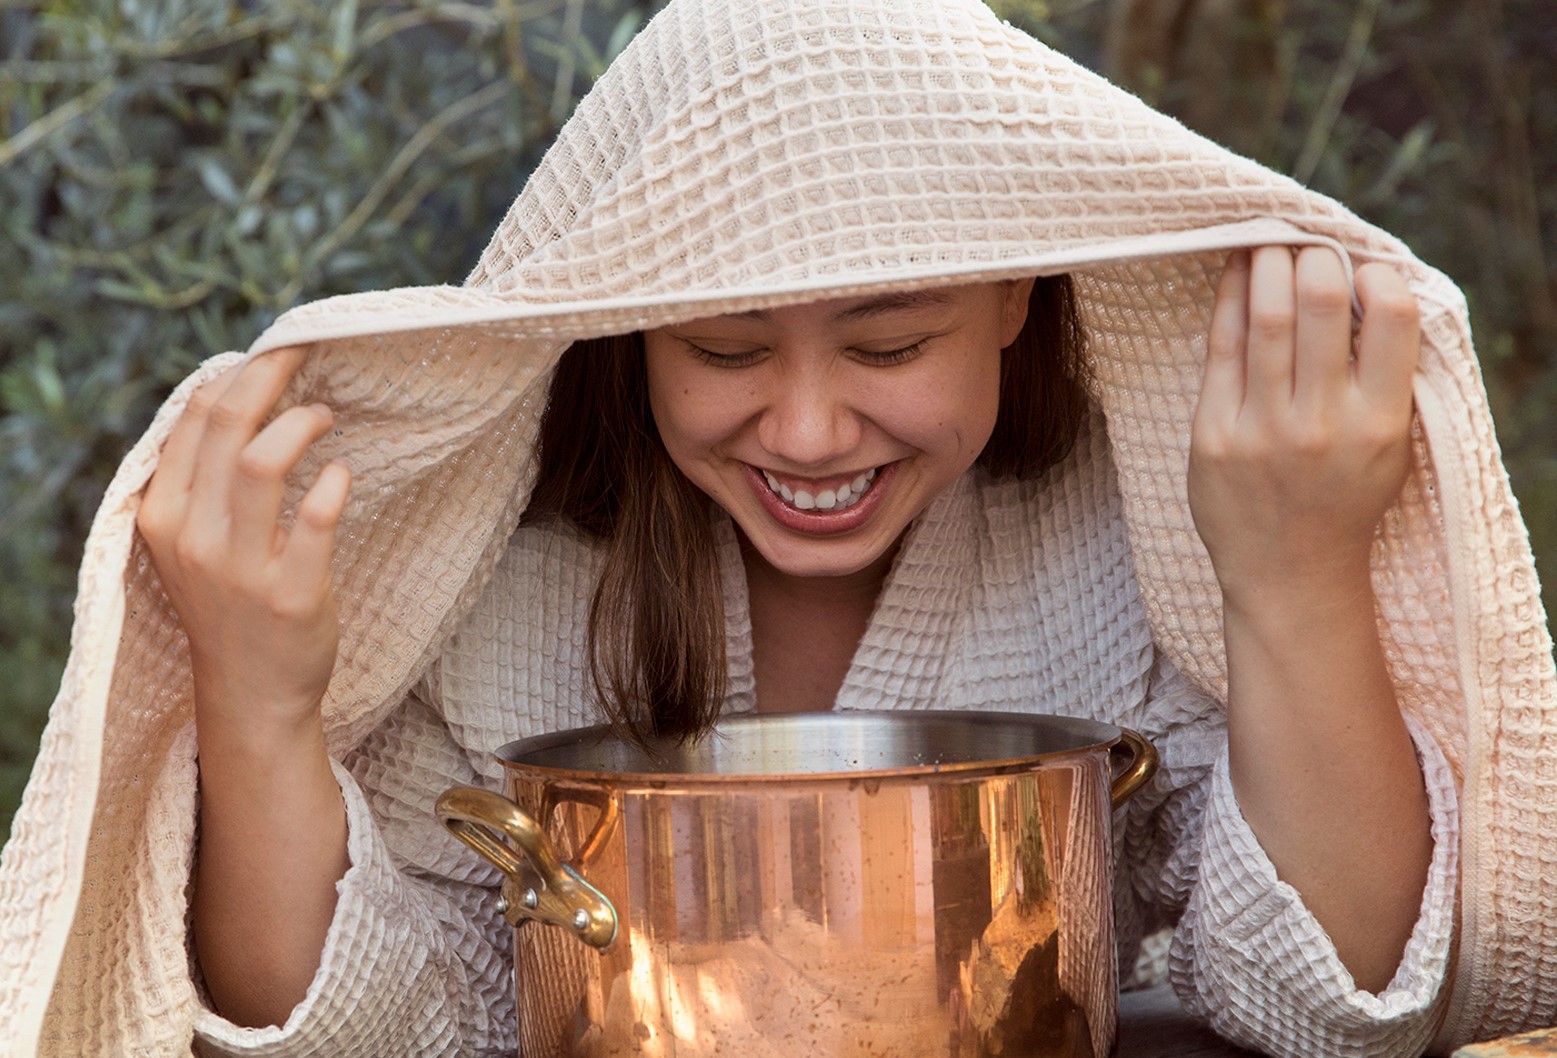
[2,0,1553,837]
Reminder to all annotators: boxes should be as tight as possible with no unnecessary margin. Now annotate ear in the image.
[999,277,1038,347]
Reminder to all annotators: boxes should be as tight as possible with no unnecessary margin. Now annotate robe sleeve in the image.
[1122,654,1460,1057]
[191,679,516,1058]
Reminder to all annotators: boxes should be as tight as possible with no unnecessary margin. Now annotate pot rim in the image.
[491,709,1128,785]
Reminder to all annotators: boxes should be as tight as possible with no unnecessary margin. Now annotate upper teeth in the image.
[762,468,877,511]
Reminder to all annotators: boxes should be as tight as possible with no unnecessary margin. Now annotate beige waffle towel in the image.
[0,0,1551,1053]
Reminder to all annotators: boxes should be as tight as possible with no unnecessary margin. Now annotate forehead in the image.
[677,286,975,330]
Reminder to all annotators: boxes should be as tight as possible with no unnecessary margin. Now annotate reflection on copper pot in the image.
[437,711,1157,1058]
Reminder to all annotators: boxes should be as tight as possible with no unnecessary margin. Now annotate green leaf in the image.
[331,0,360,67]
[195,155,241,206]
[93,277,158,305]
[235,203,264,236]
[605,10,646,63]
[30,356,66,416]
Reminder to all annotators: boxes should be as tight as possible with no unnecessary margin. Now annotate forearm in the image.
[129,349,356,1027]
[192,702,349,1029]
[1224,569,1432,993]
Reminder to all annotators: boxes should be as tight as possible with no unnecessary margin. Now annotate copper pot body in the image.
[438,711,1157,1058]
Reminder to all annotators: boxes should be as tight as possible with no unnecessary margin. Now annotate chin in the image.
[768,555,878,579]
[745,531,899,580]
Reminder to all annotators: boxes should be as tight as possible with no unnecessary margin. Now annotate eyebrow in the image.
[724,289,958,323]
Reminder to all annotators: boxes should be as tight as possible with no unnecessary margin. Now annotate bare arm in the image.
[1188,247,1434,993]
[137,347,352,1027]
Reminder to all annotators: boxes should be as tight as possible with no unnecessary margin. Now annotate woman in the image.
[141,259,1451,1057]
[1,0,1550,1055]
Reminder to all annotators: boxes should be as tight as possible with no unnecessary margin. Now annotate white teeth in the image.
[760,466,880,512]
[762,470,796,503]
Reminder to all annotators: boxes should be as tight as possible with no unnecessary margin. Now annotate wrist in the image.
[193,695,332,773]
[1217,558,1376,630]
[194,716,342,826]
[190,657,331,743]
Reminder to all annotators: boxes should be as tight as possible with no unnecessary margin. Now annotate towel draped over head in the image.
[1,0,1552,1053]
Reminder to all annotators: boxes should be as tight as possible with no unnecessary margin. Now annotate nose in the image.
[754,367,863,469]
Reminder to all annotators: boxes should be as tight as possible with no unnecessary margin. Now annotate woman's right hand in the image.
[142,347,359,1025]
[137,346,351,741]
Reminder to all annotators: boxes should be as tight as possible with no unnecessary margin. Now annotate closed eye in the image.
[681,337,931,367]
[686,343,764,368]
[851,339,929,365]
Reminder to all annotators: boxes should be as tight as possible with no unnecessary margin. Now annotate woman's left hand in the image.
[1188,245,1420,605]
[1189,246,1433,993]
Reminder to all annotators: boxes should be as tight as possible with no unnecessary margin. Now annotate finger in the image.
[1198,249,1251,432]
[1243,246,1297,415]
[1353,263,1421,418]
[279,461,352,594]
[1292,247,1354,414]
[143,364,242,513]
[140,367,241,557]
[187,347,311,529]
[226,404,338,560]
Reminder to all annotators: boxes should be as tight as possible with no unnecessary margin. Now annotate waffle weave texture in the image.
[0,0,1551,1053]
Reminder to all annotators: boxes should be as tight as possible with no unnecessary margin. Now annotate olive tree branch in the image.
[1292,0,1382,184]
[275,77,513,306]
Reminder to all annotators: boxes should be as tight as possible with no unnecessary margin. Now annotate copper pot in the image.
[436,711,1157,1058]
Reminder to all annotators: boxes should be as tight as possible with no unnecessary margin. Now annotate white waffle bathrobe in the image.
[187,415,1461,1057]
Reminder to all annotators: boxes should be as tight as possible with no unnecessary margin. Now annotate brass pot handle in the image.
[1109,728,1159,809]
[435,786,619,949]
[540,782,619,869]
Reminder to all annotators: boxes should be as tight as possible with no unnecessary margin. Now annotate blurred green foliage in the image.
[2,0,1553,836]
[0,0,656,833]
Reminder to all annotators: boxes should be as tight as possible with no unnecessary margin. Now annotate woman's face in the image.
[644,279,1035,579]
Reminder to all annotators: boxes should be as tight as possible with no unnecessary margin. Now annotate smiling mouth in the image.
[759,467,879,512]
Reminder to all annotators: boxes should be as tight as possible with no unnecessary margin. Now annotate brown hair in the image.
[521,276,1090,741]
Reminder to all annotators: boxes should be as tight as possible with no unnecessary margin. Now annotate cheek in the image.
[955,368,1002,457]
[644,349,746,458]
[965,335,1006,441]
[644,346,695,456]
[900,352,1002,457]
